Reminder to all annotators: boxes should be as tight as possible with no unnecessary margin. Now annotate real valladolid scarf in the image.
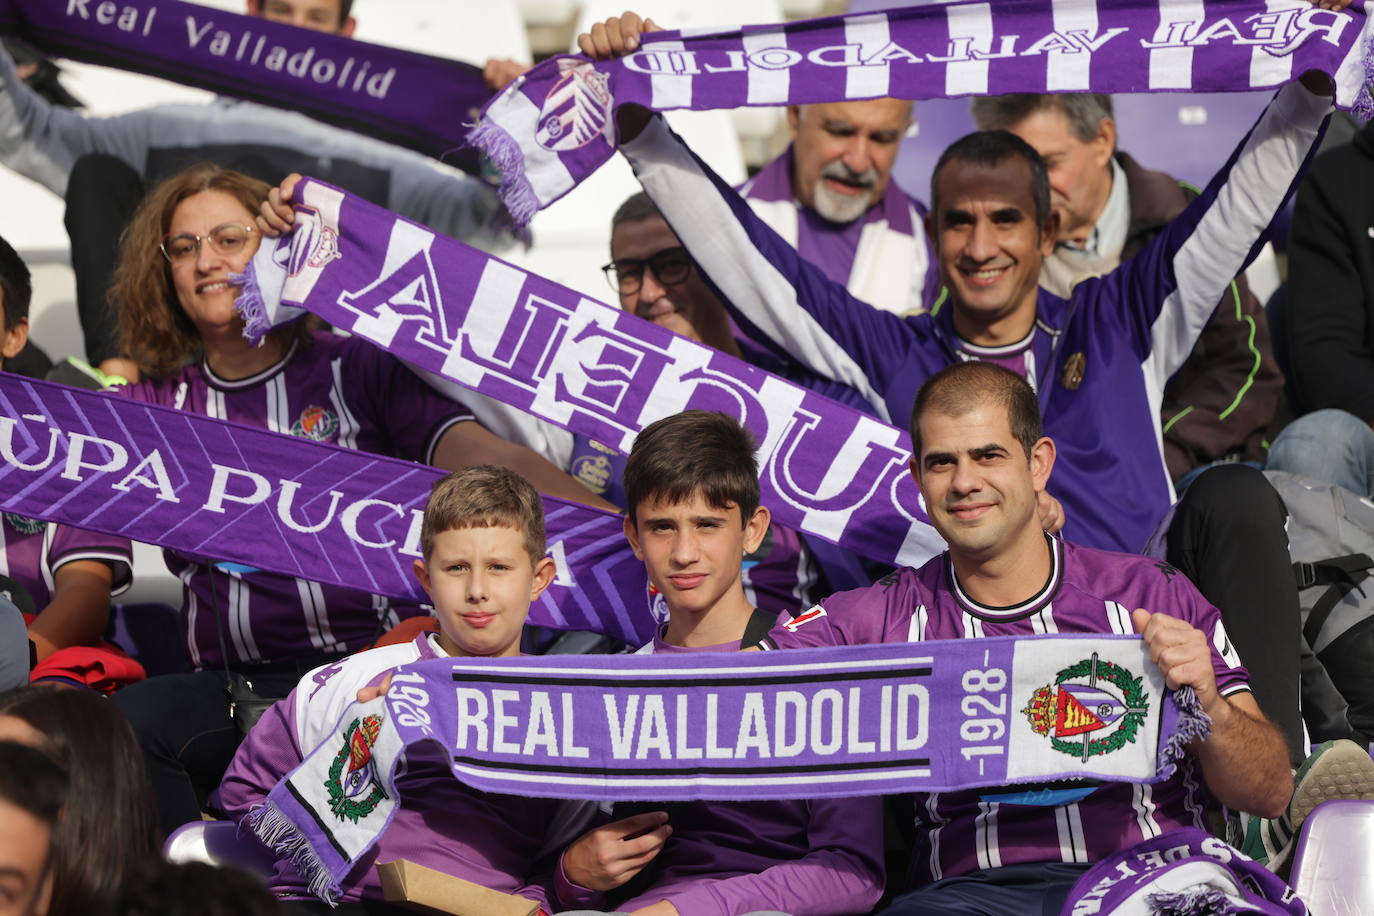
[470,0,1374,221]
[0,0,491,168]
[0,374,655,645]
[251,635,1208,903]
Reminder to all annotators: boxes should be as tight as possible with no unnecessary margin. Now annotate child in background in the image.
[554,411,884,916]
[220,465,593,914]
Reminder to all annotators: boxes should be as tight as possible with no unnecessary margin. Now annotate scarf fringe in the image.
[1159,686,1212,779]
[468,118,539,227]
[247,801,342,906]
[1358,31,1374,123]
[230,267,272,347]
[1146,887,1238,915]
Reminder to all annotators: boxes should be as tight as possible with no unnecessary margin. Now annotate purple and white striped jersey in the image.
[761,535,1249,884]
[115,331,473,668]
[0,515,131,610]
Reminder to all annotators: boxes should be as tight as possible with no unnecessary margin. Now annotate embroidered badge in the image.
[291,406,339,442]
[1022,653,1148,760]
[535,60,613,152]
[4,513,44,536]
[1061,352,1087,390]
[326,715,388,823]
[572,453,612,493]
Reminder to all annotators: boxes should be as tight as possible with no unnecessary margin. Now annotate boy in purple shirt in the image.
[0,235,132,674]
[554,411,884,916]
[760,362,1291,913]
[221,465,592,913]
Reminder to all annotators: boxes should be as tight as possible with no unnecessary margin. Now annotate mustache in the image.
[820,160,879,187]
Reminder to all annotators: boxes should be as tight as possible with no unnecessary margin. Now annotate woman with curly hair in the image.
[103,162,606,836]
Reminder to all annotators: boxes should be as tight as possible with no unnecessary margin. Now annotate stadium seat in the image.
[163,820,279,878]
[1289,799,1374,909]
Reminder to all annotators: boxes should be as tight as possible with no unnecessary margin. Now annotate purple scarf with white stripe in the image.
[470,0,1374,222]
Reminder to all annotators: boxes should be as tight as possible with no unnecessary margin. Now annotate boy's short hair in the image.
[0,234,32,330]
[624,411,760,524]
[419,465,546,564]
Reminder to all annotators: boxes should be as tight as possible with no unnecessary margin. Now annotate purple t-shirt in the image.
[221,634,587,906]
[0,515,131,610]
[761,536,1249,885]
[115,331,473,667]
[556,624,884,916]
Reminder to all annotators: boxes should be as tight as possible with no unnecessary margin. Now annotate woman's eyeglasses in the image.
[160,223,256,263]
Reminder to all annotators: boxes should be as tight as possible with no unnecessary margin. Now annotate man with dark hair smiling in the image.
[757,362,1292,913]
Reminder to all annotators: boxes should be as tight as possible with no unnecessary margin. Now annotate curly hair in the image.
[109,162,311,377]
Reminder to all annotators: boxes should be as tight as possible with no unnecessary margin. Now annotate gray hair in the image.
[970,93,1114,145]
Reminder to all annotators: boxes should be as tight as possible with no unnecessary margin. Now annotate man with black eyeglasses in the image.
[567,192,886,614]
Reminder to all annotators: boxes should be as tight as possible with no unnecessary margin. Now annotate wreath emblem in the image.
[325,714,388,823]
[1021,652,1149,760]
[4,513,45,536]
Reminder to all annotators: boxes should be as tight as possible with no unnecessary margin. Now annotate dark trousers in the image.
[63,152,145,366]
[112,662,325,837]
[880,863,1089,915]
[1166,464,1304,764]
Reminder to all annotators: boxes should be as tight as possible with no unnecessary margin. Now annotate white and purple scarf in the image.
[251,634,1208,902]
[470,0,1373,223]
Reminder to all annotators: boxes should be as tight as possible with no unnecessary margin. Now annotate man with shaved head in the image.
[740,99,938,315]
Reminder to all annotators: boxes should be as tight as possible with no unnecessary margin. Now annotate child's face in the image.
[0,300,28,371]
[625,489,769,619]
[413,525,555,659]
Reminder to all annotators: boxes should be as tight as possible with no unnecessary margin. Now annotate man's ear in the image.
[1029,436,1056,493]
[623,514,644,560]
[1,316,27,361]
[1094,117,1117,169]
[1040,209,1061,256]
[786,105,802,138]
[743,505,770,555]
[909,455,930,507]
[338,16,356,38]
[412,558,432,599]
[528,556,556,601]
[244,0,263,16]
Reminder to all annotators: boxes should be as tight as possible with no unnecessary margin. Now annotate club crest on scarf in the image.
[326,714,388,823]
[281,206,342,277]
[291,405,339,443]
[4,513,45,536]
[1022,653,1149,760]
[535,59,613,152]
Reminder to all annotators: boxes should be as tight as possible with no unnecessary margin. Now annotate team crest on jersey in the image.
[1022,652,1148,760]
[3,514,44,536]
[783,606,827,632]
[326,714,388,823]
[290,406,339,442]
[535,59,613,152]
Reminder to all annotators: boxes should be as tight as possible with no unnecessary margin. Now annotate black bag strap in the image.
[741,608,782,650]
[1299,554,1374,645]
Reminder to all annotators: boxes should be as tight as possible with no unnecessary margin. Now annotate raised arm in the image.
[1109,77,1332,390]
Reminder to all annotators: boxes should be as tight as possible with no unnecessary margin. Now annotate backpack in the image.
[1264,470,1374,742]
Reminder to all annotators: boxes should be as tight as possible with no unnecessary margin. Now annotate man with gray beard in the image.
[739,99,938,315]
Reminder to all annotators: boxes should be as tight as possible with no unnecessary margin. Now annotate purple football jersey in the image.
[762,535,1249,884]
[0,515,131,610]
[115,332,473,667]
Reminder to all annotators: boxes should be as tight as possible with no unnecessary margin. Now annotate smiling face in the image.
[928,156,1057,343]
[1003,105,1115,244]
[165,190,262,341]
[413,525,555,659]
[789,98,911,224]
[625,489,768,621]
[913,400,1053,562]
[610,215,735,351]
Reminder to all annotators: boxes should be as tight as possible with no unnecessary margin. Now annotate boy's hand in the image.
[356,671,394,703]
[562,811,671,891]
[257,173,304,238]
[483,57,529,91]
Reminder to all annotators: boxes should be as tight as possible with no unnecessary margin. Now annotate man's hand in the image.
[257,173,304,238]
[483,58,529,92]
[1311,0,1352,10]
[574,13,661,143]
[356,671,394,703]
[1132,609,1221,712]
[1037,491,1065,534]
[562,811,671,892]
